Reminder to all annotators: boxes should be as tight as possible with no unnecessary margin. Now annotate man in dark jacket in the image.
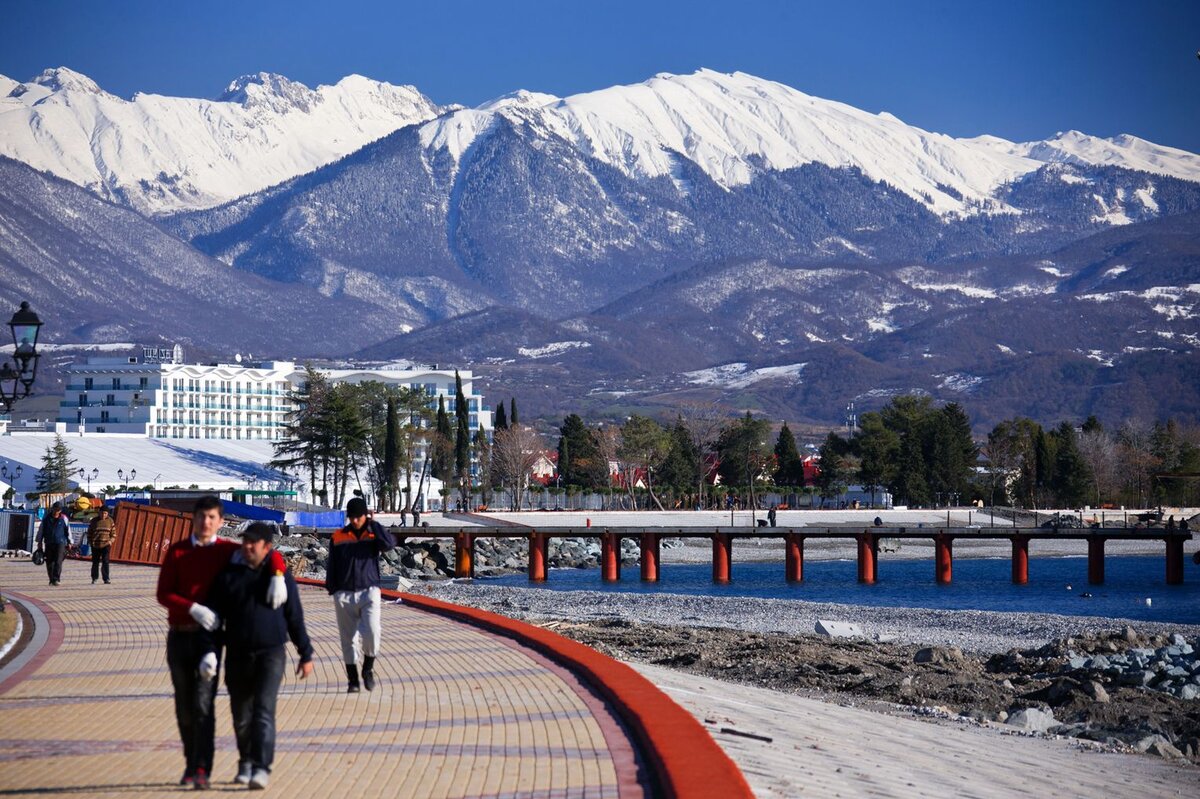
[200,522,312,789]
[87,506,116,584]
[35,502,71,585]
[327,497,395,693]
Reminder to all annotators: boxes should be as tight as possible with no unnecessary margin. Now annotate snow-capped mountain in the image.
[0,67,446,213]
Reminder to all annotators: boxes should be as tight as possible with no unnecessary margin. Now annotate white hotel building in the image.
[57,349,492,444]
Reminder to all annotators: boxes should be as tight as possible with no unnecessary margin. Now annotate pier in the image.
[442,526,1193,586]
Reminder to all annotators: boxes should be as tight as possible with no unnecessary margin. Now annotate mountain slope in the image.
[0,68,447,214]
[0,157,392,354]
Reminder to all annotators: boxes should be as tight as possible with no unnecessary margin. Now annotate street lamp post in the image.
[117,468,137,492]
[1,464,23,507]
[0,302,43,413]
[77,467,99,494]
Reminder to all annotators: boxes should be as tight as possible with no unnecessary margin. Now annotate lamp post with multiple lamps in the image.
[0,302,44,414]
[1,463,23,508]
[117,468,137,493]
[77,467,99,494]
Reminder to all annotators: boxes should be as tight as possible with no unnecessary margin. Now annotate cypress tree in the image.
[494,402,508,431]
[509,397,519,427]
[454,371,470,478]
[433,395,453,482]
[383,396,400,511]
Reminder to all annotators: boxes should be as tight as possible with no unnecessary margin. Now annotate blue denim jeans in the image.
[166,630,219,774]
[224,646,286,773]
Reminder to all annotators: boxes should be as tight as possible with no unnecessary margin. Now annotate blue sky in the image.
[3,0,1198,151]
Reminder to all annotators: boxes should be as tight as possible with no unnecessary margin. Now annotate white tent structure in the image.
[0,433,290,500]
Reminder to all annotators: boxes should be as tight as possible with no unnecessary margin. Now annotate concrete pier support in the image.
[712,533,732,584]
[601,533,620,582]
[1166,537,1185,585]
[640,533,660,582]
[1011,536,1029,585]
[857,533,877,584]
[528,533,548,582]
[1088,537,1105,585]
[785,533,804,583]
[935,534,953,585]
[454,532,475,579]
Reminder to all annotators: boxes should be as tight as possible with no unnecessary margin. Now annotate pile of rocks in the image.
[280,531,644,582]
[1064,632,1199,700]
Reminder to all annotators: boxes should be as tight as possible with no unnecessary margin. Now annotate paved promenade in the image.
[0,560,643,797]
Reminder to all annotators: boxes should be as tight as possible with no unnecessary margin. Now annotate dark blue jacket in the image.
[36,514,71,547]
[201,555,313,663]
[326,519,396,594]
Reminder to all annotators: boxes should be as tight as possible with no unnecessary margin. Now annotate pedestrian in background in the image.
[327,497,395,693]
[199,522,313,789]
[88,506,116,584]
[35,502,70,586]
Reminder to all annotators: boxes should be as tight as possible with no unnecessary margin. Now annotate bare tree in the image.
[491,426,543,511]
[677,401,724,507]
[1078,428,1119,507]
[594,424,622,509]
[1118,420,1158,508]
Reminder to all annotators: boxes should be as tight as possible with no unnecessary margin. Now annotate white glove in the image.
[188,603,219,632]
[198,652,218,681]
[267,573,287,609]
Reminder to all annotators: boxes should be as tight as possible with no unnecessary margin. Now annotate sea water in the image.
[489,556,1200,625]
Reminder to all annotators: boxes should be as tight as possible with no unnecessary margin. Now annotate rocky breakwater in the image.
[279,532,643,582]
[986,627,1200,760]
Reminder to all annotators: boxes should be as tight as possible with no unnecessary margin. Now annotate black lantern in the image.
[1,301,42,412]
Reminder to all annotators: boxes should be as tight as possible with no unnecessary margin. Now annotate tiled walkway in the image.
[0,560,643,797]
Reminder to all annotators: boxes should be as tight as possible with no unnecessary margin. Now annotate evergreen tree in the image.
[432,395,454,482]
[815,432,851,507]
[655,420,698,496]
[382,396,401,511]
[1034,426,1054,508]
[509,397,519,427]
[1082,415,1104,435]
[454,371,471,506]
[772,423,803,486]
[494,402,508,431]
[715,412,771,507]
[557,414,606,488]
[856,412,899,507]
[36,434,77,493]
[1050,421,1091,507]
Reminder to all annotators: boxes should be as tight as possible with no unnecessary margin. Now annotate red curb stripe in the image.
[295,577,751,799]
[0,591,66,696]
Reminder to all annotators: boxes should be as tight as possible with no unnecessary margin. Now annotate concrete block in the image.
[814,620,864,639]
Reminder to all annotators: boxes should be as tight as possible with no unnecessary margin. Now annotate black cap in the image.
[240,522,275,543]
[346,497,369,518]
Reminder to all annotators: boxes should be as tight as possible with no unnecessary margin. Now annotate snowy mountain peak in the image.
[480,89,559,112]
[28,66,105,95]
[218,72,319,112]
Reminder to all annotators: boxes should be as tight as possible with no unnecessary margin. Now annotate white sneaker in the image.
[248,768,270,790]
[234,762,252,785]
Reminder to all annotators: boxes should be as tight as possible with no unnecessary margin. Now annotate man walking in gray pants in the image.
[327,497,395,692]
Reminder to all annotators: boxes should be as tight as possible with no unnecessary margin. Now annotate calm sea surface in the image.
[489,556,1200,625]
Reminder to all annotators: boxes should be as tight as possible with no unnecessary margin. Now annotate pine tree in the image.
[1051,421,1091,507]
[36,434,77,494]
[772,422,802,486]
[494,402,508,431]
[557,414,606,488]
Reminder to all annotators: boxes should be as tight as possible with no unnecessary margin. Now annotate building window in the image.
[84,377,93,390]
[112,378,120,390]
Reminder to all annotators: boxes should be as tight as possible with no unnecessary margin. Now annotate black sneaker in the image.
[192,767,210,790]
[180,769,195,786]
[363,670,375,691]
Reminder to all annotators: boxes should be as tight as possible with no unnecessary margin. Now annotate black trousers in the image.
[225,647,286,773]
[90,546,111,582]
[43,543,66,583]
[166,630,219,774]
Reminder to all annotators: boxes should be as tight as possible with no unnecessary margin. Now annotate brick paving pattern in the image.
[0,560,642,797]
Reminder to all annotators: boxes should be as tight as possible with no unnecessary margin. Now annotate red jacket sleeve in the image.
[156,546,194,617]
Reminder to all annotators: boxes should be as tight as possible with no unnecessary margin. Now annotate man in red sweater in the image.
[156,496,288,790]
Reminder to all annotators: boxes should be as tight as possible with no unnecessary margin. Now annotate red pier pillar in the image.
[1166,537,1185,585]
[935,534,953,585]
[454,532,475,579]
[785,533,804,583]
[712,533,732,584]
[1088,537,1105,585]
[857,533,877,584]
[1011,535,1029,585]
[601,533,620,582]
[528,533,548,582]
[640,533,660,582]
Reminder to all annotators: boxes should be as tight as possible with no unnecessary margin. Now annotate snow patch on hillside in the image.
[517,341,591,359]
[684,361,806,388]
